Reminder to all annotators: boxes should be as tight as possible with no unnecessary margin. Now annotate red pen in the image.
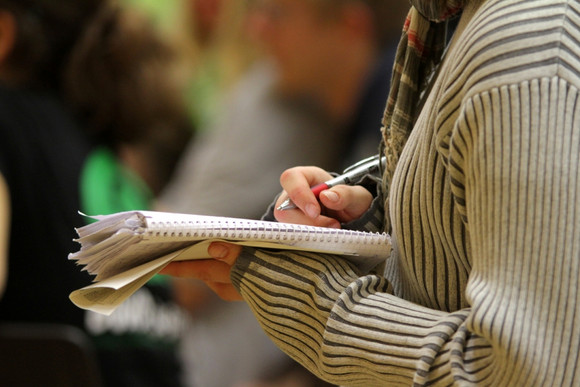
[276,155,385,211]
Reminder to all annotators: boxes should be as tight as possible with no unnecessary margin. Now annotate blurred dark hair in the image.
[65,6,190,144]
[0,0,193,193]
[65,5,193,192]
[0,0,102,89]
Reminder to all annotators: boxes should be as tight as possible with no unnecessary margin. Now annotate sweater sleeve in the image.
[231,247,479,386]
[444,77,580,385]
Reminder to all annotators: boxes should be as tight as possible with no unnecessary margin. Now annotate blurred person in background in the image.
[245,0,409,168]
[67,4,194,386]
[0,0,192,385]
[156,0,407,386]
[183,0,258,131]
[161,0,408,232]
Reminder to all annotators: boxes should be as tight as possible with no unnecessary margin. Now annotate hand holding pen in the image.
[274,155,385,228]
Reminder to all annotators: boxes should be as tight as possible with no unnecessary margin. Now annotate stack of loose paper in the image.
[69,210,391,315]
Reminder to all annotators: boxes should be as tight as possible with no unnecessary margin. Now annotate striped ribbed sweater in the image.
[231,0,580,385]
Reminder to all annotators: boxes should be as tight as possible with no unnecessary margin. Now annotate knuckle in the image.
[279,167,299,184]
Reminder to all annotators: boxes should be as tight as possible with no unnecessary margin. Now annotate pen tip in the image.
[276,198,297,211]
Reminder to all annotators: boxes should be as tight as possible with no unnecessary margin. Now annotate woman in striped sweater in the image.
[162,0,580,385]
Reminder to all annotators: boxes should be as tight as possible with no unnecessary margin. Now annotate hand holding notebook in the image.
[69,210,391,315]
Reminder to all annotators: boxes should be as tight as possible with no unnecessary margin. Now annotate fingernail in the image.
[322,191,339,203]
[305,203,319,218]
[209,244,228,259]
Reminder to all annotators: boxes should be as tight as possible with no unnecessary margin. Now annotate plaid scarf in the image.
[380,0,465,232]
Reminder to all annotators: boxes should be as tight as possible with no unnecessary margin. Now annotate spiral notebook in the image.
[68,210,391,315]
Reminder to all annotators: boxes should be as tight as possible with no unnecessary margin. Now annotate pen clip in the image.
[342,154,381,173]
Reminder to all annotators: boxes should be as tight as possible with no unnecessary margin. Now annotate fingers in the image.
[275,184,373,226]
[160,260,241,301]
[160,243,241,283]
[208,242,242,266]
[277,166,333,219]
[274,206,341,228]
[319,185,373,222]
[159,242,244,301]
[161,259,232,283]
[207,282,243,301]
[275,166,373,226]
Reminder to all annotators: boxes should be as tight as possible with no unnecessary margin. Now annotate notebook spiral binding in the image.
[146,218,383,245]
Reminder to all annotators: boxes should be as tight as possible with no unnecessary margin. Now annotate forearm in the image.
[231,248,480,386]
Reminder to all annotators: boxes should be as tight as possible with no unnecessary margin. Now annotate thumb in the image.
[208,242,242,266]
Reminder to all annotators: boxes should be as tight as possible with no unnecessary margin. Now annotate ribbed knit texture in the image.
[232,0,580,385]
